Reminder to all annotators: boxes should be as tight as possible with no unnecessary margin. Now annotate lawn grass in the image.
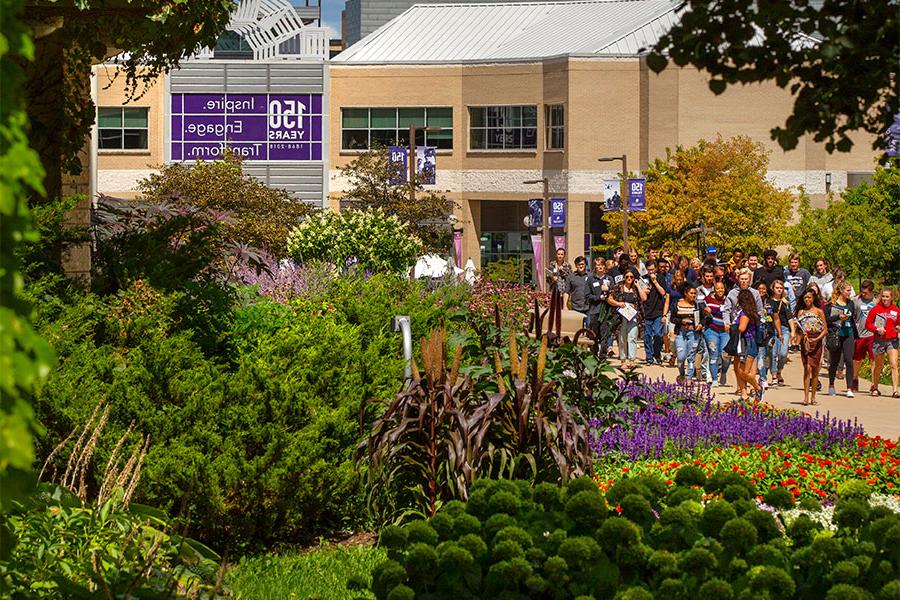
[226,543,386,599]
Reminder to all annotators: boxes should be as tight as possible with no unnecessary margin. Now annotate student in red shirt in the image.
[865,288,900,397]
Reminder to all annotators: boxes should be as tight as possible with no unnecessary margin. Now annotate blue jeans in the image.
[757,342,769,380]
[643,316,663,364]
[769,325,790,375]
[618,319,639,361]
[675,329,700,378]
[704,328,730,382]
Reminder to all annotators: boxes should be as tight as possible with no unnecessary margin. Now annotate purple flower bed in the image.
[236,255,336,302]
[617,376,715,409]
[588,400,865,460]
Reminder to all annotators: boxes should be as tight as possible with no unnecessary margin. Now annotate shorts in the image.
[853,337,874,361]
[873,338,900,355]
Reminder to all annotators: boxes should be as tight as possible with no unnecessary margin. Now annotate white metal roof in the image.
[333,0,817,64]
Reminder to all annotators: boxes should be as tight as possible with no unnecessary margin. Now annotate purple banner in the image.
[388,146,408,185]
[628,178,646,212]
[528,198,543,229]
[887,112,900,158]
[170,93,323,162]
[549,197,566,227]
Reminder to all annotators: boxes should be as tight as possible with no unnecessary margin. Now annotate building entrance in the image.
[479,200,535,285]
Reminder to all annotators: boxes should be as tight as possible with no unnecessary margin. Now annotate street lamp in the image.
[523,177,549,291]
[597,154,630,252]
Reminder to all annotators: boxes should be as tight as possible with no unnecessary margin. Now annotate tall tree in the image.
[787,195,897,286]
[338,146,456,252]
[1,0,56,512]
[648,0,898,155]
[602,136,794,255]
[21,0,234,200]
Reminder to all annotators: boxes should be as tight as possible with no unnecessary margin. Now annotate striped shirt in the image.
[704,294,726,332]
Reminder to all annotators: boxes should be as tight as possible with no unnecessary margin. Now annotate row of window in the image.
[340,105,565,151]
[97,104,567,153]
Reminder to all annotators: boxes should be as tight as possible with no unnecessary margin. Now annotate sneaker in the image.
[846,390,854,398]
[828,386,836,396]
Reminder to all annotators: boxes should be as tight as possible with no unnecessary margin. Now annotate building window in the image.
[98,107,149,150]
[546,104,564,150]
[469,105,538,150]
[340,107,453,150]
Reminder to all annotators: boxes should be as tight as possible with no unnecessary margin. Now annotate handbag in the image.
[723,322,741,356]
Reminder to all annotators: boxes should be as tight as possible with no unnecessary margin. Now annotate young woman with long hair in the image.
[755,280,774,391]
[865,288,900,398]
[671,282,702,384]
[768,279,796,386]
[732,289,763,400]
[702,281,729,386]
[608,270,647,369]
[826,281,859,397]
[663,269,686,367]
[797,288,827,406]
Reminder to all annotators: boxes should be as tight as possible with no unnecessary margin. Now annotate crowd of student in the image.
[547,246,900,404]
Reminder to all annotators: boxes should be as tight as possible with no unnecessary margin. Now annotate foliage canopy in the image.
[649,0,898,155]
[136,152,315,256]
[602,136,793,255]
[338,146,456,252]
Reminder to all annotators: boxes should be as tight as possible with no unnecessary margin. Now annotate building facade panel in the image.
[329,55,880,277]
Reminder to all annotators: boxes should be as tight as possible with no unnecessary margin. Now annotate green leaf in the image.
[708,79,728,95]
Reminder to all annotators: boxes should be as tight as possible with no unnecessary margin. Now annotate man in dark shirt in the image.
[608,253,641,286]
[784,252,811,298]
[753,249,785,289]
[567,256,591,327]
[641,260,668,365]
[587,257,614,357]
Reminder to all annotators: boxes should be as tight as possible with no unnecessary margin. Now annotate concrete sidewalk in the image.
[618,348,900,439]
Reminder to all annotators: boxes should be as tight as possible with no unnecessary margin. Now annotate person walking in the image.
[825,281,859,397]
[730,289,763,401]
[548,247,572,305]
[640,260,668,365]
[784,253,810,299]
[702,281,729,387]
[865,288,900,397]
[587,257,614,358]
[663,269,686,367]
[797,288,827,406]
[767,279,796,387]
[608,271,647,369]
[755,280,776,392]
[752,249,785,289]
[722,269,765,325]
[852,280,878,393]
[567,256,591,327]
[808,258,834,303]
[671,282,702,384]
[695,266,716,383]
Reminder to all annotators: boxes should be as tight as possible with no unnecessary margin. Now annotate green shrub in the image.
[365,473,900,599]
[32,283,407,550]
[4,485,221,598]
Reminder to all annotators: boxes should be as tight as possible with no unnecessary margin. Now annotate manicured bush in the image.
[30,279,410,550]
[362,472,900,599]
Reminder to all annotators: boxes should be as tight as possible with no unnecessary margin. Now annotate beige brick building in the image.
[329,0,879,277]
[95,0,880,282]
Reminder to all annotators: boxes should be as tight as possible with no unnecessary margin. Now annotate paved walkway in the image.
[616,349,900,439]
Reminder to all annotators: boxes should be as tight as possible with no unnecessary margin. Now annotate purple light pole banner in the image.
[627,178,646,212]
[549,197,566,227]
[170,93,323,162]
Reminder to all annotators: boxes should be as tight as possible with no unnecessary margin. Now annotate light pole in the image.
[597,154,629,252]
[523,177,549,291]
